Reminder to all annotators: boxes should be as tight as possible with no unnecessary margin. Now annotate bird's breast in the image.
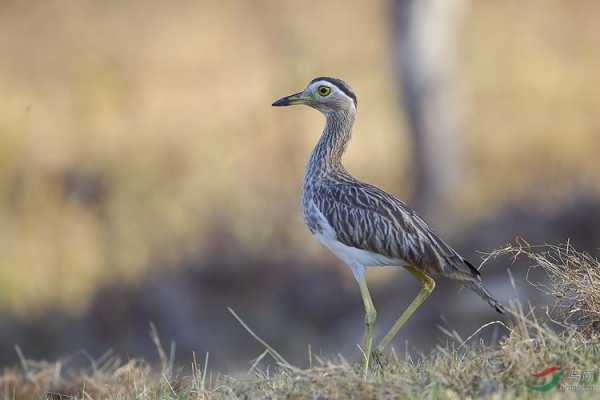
[301,192,324,234]
[302,195,402,268]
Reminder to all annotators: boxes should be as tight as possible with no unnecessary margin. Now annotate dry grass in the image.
[2,242,600,399]
[490,240,600,336]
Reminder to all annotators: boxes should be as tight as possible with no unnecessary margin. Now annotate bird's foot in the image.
[370,349,387,375]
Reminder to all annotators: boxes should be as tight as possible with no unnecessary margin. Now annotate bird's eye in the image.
[317,86,331,96]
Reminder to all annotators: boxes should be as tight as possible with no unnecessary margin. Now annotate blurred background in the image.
[0,0,599,372]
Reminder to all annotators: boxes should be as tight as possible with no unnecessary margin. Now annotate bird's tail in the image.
[466,281,505,314]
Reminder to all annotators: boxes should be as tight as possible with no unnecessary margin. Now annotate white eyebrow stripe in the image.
[309,81,353,102]
[310,80,334,89]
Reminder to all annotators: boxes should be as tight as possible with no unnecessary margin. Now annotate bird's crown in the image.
[309,77,357,108]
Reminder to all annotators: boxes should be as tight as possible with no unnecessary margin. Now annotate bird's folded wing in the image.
[314,182,477,279]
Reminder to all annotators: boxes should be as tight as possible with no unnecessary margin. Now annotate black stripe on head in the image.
[310,77,357,107]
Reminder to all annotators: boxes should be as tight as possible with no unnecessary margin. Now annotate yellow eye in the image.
[317,86,331,96]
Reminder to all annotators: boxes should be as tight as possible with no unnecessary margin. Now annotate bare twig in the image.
[227,307,292,367]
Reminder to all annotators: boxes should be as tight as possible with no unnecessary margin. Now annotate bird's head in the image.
[272,77,357,114]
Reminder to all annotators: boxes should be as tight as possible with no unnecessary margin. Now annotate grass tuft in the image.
[1,242,600,399]
[488,239,600,336]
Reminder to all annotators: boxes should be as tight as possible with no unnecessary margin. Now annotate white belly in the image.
[314,232,401,267]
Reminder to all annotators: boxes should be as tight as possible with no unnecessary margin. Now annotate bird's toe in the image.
[370,349,387,374]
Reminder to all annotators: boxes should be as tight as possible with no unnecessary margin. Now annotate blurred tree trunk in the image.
[391,0,467,224]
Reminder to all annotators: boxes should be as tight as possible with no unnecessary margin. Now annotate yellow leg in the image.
[375,266,435,355]
[355,273,377,375]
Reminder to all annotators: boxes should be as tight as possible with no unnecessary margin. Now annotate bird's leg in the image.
[354,270,377,376]
[373,266,435,363]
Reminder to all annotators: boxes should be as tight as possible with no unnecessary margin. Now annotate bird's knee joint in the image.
[423,278,435,293]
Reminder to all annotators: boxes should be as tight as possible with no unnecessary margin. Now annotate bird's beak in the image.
[272,91,309,107]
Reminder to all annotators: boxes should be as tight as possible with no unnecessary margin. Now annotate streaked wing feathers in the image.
[314,182,478,279]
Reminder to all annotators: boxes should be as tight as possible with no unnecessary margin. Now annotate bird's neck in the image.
[306,110,355,179]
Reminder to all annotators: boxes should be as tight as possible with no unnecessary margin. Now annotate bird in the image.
[272,77,504,373]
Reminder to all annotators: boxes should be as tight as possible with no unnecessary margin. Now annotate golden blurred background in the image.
[0,0,599,370]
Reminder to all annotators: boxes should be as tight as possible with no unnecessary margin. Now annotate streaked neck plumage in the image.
[304,109,356,182]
